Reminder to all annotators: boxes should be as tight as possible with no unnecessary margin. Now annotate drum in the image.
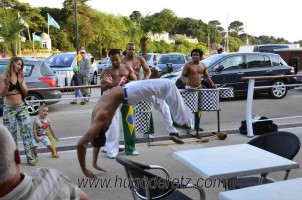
[135,112,152,134]
[135,102,152,113]
[198,89,220,111]
[219,87,234,99]
[179,89,199,112]
[135,102,152,134]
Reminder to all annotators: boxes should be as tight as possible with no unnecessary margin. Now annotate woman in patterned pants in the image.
[0,57,36,166]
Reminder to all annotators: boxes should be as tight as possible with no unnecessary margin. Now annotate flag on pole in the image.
[32,33,42,42]
[17,13,29,28]
[47,13,60,30]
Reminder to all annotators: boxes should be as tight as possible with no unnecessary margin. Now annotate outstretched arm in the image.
[77,122,102,179]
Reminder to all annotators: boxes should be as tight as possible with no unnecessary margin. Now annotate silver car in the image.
[0,58,62,115]
[156,53,187,76]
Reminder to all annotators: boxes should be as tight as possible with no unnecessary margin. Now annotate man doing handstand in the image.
[77,78,192,178]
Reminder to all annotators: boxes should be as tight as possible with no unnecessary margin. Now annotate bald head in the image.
[0,125,19,184]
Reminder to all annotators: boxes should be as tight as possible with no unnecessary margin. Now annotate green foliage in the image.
[0,9,25,55]
[228,21,244,36]
[221,36,244,52]
[1,0,299,57]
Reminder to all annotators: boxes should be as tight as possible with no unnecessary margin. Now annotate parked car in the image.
[46,52,98,86]
[97,57,111,74]
[253,44,290,53]
[156,53,187,76]
[145,53,161,68]
[0,58,62,115]
[161,52,296,99]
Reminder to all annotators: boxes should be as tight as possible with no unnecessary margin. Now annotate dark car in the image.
[156,53,187,76]
[161,52,296,99]
[0,58,62,115]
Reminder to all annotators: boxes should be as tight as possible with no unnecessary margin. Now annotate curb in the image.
[20,122,302,155]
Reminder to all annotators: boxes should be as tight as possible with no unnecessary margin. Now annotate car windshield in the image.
[202,54,226,67]
[47,54,76,67]
[158,55,185,64]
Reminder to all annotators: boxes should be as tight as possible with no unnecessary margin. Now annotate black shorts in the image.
[90,128,108,148]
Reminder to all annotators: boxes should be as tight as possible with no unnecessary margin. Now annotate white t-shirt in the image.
[0,168,81,200]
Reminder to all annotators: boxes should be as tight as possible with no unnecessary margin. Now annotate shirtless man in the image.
[122,43,183,143]
[92,49,136,172]
[77,78,192,178]
[122,43,151,80]
[181,48,216,131]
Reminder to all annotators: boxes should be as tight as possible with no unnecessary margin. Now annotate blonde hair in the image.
[4,57,24,78]
[39,105,48,111]
[0,125,18,184]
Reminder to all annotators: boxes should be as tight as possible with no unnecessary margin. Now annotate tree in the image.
[209,20,221,29]
[228,21,244,36]
[126,9,177,57]
[0,10,25,56]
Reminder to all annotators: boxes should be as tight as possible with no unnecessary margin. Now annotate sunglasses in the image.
[80,52,85,54]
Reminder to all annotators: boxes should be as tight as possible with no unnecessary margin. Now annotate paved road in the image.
[3,87,302,147]
[50,87,302,137]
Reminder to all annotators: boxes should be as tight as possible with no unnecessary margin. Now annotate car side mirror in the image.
[154,62,157,66]
[91,57,95,63]
[215,65,224,72]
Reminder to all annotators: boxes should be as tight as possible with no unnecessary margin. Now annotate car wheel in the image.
[25,93,42,115]
[269,79,287,99]
[91,72,98,85]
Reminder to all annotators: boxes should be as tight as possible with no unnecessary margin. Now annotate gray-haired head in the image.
[0,125,19,184]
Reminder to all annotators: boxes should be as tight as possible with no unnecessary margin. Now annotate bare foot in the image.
[93,164,107,172]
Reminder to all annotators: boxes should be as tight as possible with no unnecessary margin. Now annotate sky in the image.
[20,0,301,43]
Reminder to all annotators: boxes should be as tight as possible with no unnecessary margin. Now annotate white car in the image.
[46,52,98,86]
[146,53,161,68]
[97,57,111,74]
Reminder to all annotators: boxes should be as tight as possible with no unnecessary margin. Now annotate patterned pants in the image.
[3,104,35,162]
[121,104,136,155]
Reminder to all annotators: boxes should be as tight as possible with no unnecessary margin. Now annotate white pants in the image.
[105,104,122,157]
[153,98,178,133]
[124,79,192,127]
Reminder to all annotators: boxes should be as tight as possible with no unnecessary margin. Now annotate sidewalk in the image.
[20,126,302,200]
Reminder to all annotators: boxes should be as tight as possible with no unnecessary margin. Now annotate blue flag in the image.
[47,13,60,30]
[32,33,42,42]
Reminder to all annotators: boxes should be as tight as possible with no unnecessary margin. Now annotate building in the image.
[41,33,52,50]
[148,32,199,44]
[171,34,198,43]
[148,32,175,44]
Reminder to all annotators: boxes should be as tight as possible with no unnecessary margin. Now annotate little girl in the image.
[32,105,59,161]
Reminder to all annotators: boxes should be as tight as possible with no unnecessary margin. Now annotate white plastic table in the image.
[218,177,302,200]
[173,144,299,190]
